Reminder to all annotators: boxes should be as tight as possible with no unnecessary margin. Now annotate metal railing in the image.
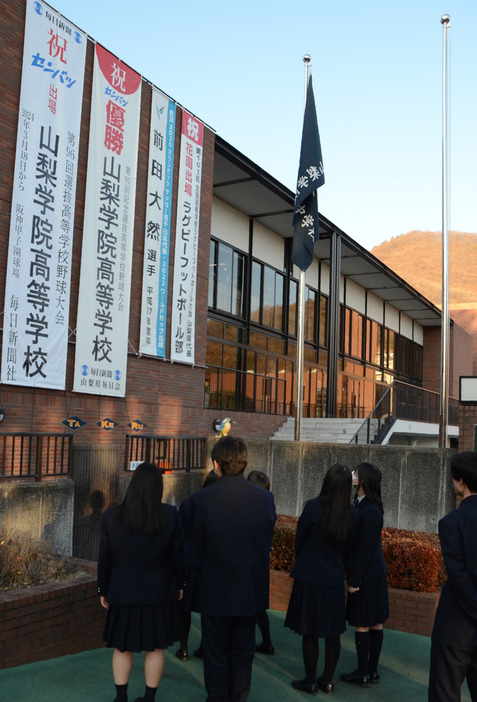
[124,435,206,472]
[0,433,72,481]
[350,381,459,444]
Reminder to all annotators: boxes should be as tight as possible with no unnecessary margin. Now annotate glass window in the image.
[274,274,284,331]
[215,243,244,316]
[289,280,297,336]
[319,295,328,347]
[350,310,363,359]
[206,340,223,366]
[304,347,316,363]
[385,329,395,370]
[208,240,216,308]
[249,331,267,350]
[224,324,240,342]
[305,288,316,341]
[253,262,284,330]
[262,267,275,327]
[223,344,240,370]
[250,261,261,323]
[207,319,224,338]
[216,243,233,312]
[246,350,256,371]
[268,337,285,355]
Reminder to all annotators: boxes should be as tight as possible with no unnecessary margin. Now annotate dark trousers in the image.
[201,614,256,702]
[429,642,477,702]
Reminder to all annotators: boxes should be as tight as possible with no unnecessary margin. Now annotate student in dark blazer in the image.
[97,462,185,702]
[341,462,389,688]
[189,436,276,702]
[247,469,276,656]
[429,451,477,702]
[285,463,355,694]
[175,468,219,661]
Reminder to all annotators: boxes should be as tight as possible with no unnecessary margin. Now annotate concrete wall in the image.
[0,479,74,556]
[243,440,455,533]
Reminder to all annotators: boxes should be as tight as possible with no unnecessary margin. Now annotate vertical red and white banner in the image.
[139,89,176,357]
[170,110,204,364]
[73,44,141,397]
[1,0,86,389]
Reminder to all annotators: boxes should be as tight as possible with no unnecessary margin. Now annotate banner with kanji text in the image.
[170,110,204,364]
[1,0,86,389]
[139,89,176,357]
[73,44,141,396]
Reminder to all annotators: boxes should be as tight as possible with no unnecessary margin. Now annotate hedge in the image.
[270,515,447,593]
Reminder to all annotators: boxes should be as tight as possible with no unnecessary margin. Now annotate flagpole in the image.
[439,14,450,449]
[294,55,312,441]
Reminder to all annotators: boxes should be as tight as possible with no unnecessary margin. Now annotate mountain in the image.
[371,231,477,306]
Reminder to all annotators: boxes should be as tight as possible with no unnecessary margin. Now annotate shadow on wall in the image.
[73,489,105,561]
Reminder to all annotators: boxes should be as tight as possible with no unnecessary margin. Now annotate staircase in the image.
[271,417,379,443]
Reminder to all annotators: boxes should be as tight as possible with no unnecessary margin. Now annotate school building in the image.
[0,0,474,463]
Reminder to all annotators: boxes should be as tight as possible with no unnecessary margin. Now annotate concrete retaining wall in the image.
[0,479,74,556]
[243,440,455,533]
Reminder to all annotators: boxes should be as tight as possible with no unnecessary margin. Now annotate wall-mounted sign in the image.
[97,417,118,430]
[62,416,86,430]
[128,420,146,432]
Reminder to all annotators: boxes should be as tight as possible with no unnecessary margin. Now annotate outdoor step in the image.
[271,418,377,443]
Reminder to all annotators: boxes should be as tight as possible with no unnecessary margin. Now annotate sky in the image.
[49,0,476,251]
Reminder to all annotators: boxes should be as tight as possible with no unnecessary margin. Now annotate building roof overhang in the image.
[213,135,443,327]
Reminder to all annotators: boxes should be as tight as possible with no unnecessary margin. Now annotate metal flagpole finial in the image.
[440,14,450,25]
[303,54,311,65]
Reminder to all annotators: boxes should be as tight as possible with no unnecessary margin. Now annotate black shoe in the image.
[316,677,334,693]
[175,648,189,661]
[340,670,370,687]
[255,642,275,655]
[291,679,318,694]
[194,647,203,659]
[370,672,380,684]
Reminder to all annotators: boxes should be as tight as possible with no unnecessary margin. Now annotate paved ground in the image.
[0,610,472,701]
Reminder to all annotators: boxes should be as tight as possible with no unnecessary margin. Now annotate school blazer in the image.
[345,496,386,589]
[432,494,477,646]
[188,473,276,617]
[97,503,185,606]
[291,498,356,587]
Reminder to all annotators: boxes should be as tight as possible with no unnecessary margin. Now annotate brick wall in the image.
[269,570,440,638]
[386,587,440,637]
[0,0,287,448]
[423,322,473,398]
[0,561,104,670]
[458,405,477,451]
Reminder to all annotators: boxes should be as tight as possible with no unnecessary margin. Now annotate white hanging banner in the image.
[1,0,86,389]
[170,110,204,365]
[139,89,176,357]
[73,44,141,396]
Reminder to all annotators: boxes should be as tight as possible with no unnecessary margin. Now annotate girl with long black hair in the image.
[341,461,389,688]
[285,463,355,694]
[97,462,185,702]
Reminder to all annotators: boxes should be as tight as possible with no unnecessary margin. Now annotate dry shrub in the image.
[270,515,297,572]
[0,533,86,591]
[382,527,446,593]
[270,516,447,593]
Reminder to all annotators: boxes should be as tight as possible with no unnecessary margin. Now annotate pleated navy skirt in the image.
[285,579,346,638]
[346,575,389,627]
[103,600,182,652]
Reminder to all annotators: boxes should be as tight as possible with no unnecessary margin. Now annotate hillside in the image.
[371,231,477,306]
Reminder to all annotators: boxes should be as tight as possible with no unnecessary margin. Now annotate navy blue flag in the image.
[292,75,325,271]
